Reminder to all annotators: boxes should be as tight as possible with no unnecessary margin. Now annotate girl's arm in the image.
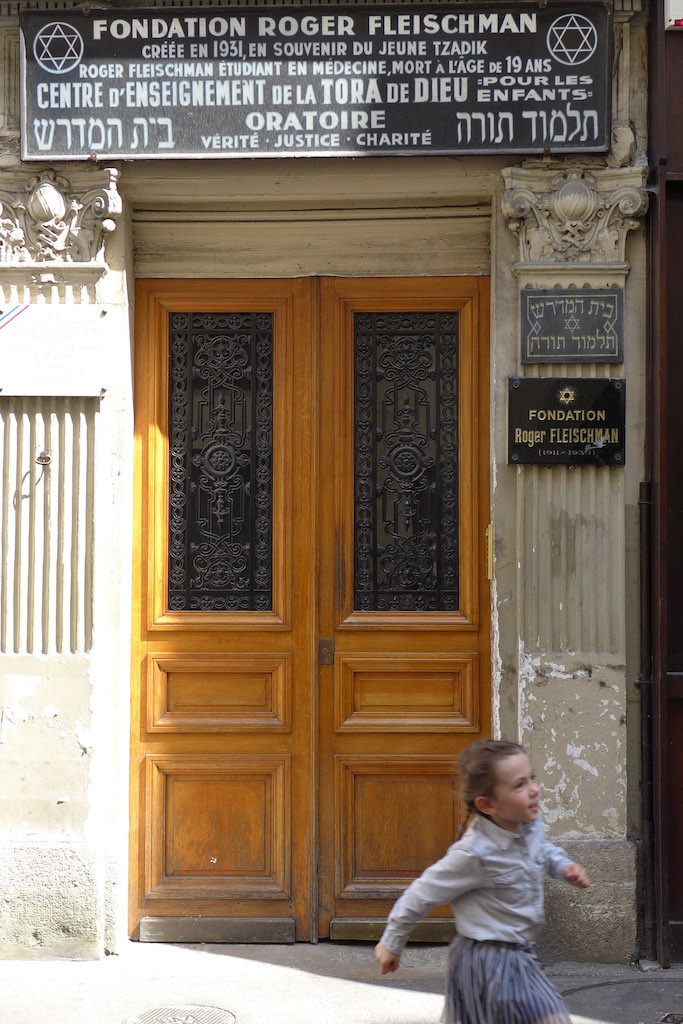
[562,862,590,888]
[538,833,590,886]
[375,942,400,974]
[377,843,484,958]
[534,820,580,880]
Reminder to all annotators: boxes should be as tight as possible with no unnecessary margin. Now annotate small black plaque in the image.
[521,289,624,363]
[508,377,625,466]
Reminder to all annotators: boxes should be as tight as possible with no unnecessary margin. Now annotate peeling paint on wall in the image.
[519,649,627,839]
[0,659,93,835]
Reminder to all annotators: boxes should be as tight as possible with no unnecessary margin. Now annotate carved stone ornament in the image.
[501,166,649,269]
[0,166,121,265]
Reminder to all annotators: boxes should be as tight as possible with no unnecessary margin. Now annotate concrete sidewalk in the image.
[0,941,682,1024]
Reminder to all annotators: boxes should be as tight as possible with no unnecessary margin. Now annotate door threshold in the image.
[329,918,454,943]
[138,916,296,943]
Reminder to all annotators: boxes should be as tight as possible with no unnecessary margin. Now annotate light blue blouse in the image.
[379,814,573,953]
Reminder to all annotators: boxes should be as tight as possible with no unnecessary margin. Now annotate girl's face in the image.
[474,752,540,832]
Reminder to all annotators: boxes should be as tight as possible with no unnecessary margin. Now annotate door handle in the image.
[318,639,335,665]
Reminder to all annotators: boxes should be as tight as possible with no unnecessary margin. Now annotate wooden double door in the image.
[131,277,490,942]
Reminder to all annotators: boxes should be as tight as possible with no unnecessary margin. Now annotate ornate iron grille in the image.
[354,311,459,611]
[168,312,273,611]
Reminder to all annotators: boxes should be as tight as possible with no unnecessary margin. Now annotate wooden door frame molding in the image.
[135,279,302,632]
[319,276,490,632]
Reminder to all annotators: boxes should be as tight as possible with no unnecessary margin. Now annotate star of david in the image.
[33,22,84,74]
[547,14,597,66]
[565,316,581,331]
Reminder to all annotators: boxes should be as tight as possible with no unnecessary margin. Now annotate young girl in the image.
[375,739,590,1024]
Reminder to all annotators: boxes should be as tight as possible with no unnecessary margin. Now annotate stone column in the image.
[0,164,132,957]
[494,163,648,961]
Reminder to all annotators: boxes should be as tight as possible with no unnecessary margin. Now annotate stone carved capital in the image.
[501,166,648,270]
[0,166,121,266]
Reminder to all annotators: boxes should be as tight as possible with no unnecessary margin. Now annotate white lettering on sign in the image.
[257,15,355,36]
[92,17,247,40]
[367,12,537,35]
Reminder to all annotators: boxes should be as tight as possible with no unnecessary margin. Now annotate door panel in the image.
[145,654,291,733]
[334,654,478,733]
[131,279,314,941]
[131,276,489,942]
[317,278,490,938]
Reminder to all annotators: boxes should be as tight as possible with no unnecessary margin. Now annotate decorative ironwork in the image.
[168,312,273,611]
[354,311,459,611]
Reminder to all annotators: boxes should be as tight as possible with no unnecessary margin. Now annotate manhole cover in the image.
[122,1006,235,1024]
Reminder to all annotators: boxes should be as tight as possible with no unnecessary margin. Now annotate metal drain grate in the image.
[122,1006,236,1024]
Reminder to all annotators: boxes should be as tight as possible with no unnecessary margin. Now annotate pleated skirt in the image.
[441,935,571,1024]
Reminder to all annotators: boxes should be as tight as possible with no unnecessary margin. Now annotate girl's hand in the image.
[563,862,590,888]
[375,941,401,974]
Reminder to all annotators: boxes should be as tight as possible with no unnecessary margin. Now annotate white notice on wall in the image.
[0,304,109,396]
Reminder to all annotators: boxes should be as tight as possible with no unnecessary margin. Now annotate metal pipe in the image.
[639,480,656,961]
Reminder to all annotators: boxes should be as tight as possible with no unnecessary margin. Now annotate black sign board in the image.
[508,377,625,466]
[20,3,611,160]
[521,288,624,363]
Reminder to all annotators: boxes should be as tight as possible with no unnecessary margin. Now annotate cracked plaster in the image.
[519,652,627,839]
